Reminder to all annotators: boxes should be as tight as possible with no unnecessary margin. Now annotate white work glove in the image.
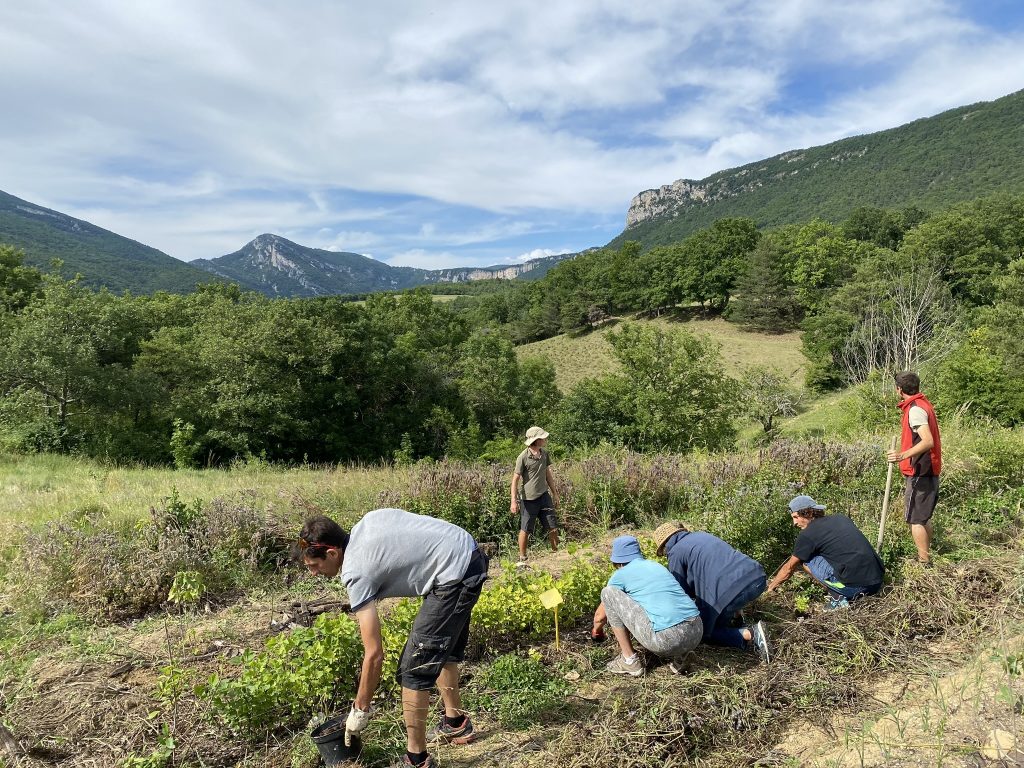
[345,704,373,746]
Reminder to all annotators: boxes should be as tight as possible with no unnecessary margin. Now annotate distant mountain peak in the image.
[190,234,578,297]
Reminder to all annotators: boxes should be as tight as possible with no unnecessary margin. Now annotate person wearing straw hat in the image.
[510,426,560,566]
[766,495,884,610]
[653,522,770,662]
[298,509,488,768]
[591,535,703,676]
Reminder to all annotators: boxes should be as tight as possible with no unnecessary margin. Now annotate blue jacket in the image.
[664,531,765,632]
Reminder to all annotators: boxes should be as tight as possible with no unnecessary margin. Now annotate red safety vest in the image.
[898,394,941,477]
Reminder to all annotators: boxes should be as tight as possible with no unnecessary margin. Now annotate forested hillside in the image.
[611,89,1024,250]
[2,192,1023,467]
[0,189,218,294]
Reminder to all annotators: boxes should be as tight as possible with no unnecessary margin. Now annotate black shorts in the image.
[520,492,558,534]
[905,475,939,525]
[396,548,488,691]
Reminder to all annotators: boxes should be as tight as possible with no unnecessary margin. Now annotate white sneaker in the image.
[750,621,770,664]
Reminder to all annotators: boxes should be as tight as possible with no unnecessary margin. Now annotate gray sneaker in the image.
[750,621,770,664]
[606,654,644,677]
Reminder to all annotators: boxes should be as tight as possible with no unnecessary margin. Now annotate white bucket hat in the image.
[524,426,550,446]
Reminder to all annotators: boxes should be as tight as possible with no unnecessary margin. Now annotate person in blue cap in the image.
[766,495,884,609]
[590,535,703,676]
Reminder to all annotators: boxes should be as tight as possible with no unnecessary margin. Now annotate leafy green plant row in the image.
[199,558,610,735]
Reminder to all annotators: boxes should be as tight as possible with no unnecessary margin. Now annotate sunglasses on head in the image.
[298,538,336,555]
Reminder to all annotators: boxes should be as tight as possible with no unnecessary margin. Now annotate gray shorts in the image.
[905,475,938,525]
[520,492,558,534]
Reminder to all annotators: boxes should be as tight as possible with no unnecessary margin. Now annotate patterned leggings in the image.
[601,587,703,658]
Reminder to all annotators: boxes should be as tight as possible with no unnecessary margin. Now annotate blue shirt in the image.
[607,557,699,631]
[664,531,766,616]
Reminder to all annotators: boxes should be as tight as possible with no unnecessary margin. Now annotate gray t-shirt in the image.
[514,448,551,501]
[340,508,475,610]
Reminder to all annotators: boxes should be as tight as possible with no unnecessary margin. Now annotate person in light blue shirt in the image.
[591,535,703,676]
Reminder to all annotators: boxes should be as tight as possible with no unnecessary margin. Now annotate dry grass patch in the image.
[516,316,806,393]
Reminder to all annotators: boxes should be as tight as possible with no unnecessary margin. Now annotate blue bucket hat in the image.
[610,535,643,564]
[788,495,826,514]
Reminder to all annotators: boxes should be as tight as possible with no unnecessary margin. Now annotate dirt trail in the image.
[773,633,1024,767]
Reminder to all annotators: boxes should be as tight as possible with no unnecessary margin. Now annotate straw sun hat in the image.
[653,521,688,557]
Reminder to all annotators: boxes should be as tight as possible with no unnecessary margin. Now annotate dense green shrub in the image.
[201,613,363,734]
[941,421,1024,501]
[471,558,610,645]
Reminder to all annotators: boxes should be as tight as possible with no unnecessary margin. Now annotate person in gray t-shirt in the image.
[300,509,488,768]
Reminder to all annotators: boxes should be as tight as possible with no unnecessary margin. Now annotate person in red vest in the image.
[886,371,941,566]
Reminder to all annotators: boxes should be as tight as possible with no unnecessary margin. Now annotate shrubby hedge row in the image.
[388,440,885,569]
[12,429,1022,624]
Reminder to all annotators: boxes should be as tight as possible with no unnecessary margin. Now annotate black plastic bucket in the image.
[310,714,362,766]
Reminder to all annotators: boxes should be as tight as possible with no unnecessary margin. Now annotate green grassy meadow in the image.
[0,453,403,542]
[517,315,806,393]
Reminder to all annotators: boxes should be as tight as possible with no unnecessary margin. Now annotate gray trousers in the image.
[601,586,703,659]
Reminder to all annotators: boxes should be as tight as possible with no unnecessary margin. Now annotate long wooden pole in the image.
[877,436,898,551]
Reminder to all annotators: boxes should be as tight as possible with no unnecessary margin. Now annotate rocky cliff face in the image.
[430,261,547,282]
[624,146,871,229]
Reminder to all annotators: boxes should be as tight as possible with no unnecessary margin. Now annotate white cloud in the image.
[513,248,573,263]
[387,248,465,269]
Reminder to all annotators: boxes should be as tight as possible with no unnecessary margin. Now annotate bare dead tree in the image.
[841,263,962,385]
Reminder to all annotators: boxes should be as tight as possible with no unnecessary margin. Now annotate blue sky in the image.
[1,1,1023,268]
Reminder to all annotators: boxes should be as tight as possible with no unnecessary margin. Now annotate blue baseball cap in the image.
[788,495,826,514]
[610,535,643,564]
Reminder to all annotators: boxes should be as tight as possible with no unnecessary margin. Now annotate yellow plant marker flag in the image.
[539,588,564,649]
[539,588,563,609]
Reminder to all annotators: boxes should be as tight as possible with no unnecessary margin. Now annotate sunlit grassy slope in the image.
[516,316,807,393]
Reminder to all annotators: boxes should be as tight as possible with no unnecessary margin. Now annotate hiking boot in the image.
[606,653,644,677]
[427,714,475,745]
[515,558,528,569]
[750,620,770,664]
[825,596,850,611]
[390,755,437,768]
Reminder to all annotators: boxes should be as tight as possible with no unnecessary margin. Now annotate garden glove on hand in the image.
[345,704,373,746]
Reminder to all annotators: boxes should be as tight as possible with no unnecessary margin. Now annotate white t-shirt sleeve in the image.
[908,405,929,430]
